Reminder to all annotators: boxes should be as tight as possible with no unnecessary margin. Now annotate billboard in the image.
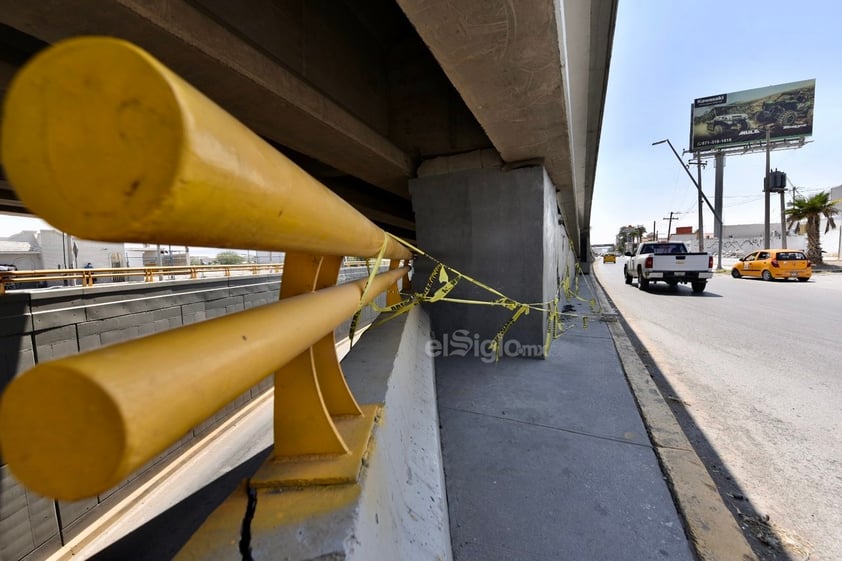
[690,79,815,151]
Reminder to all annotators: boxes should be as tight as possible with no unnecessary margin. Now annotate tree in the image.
[616,225,648,253]
[785,191,840,264]
[633,225,648,244]
[216,251,245,265]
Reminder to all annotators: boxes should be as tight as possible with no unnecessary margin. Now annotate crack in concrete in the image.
[239,481,257,561]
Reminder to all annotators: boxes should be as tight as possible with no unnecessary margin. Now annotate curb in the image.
[590,276,757,561]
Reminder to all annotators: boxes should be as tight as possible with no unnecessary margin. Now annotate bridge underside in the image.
[0,0,615,255]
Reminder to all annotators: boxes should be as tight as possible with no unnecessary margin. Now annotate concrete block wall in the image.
[0,267,384,561]
[410,163,574,357]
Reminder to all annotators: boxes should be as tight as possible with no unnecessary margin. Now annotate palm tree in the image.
[616,225,648,253]
[633,225,648,244]
[785,191,840,264]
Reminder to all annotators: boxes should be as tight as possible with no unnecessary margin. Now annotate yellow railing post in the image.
[273,253,352,456]
[386,259,402,307]
[247,252,380,488]
[402,259,412,292]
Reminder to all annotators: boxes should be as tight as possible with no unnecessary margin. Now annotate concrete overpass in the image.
[0,2,619,560]
[0,0,614,250]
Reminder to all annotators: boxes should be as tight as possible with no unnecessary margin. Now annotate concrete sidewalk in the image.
[434,277,740,560]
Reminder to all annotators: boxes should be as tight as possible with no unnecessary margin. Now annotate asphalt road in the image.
[594,257,842,561]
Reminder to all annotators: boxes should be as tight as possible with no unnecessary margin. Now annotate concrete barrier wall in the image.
[0,268,385,561]
[176,305,452,561]
[343,306,451,561]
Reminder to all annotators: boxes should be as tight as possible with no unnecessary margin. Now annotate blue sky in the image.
[591,0,842,244]
[4,1,841,251]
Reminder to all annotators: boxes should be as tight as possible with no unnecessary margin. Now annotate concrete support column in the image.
[410,161,572,358]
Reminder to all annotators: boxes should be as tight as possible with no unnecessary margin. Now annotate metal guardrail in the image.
[0,37,412,501]
[0,263,286,293]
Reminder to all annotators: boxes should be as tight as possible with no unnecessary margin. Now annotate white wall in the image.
[6,230,127,270]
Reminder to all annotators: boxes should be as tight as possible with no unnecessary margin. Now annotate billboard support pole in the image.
[780,191,788,249]
[689,153,706,252]
[714,152,724,270]
[764,128,772,248]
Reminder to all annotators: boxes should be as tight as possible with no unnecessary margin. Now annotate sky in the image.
[591,0,842,245]
[3,1,840,251]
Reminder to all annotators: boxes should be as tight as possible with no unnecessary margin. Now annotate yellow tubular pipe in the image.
[0,37,410,261]
[0,267,408,501]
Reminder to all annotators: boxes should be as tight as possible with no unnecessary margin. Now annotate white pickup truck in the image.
[624,242,713,293]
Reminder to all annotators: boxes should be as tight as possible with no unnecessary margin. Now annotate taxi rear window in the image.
[776,252,807,260]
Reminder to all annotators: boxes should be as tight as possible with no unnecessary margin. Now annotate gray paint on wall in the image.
[410,165,574,357]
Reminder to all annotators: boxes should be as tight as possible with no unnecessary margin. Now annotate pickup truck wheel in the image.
[637,267,649,290]
[691,281,706,294]
[624,266,633,285]
[762,270,773,281]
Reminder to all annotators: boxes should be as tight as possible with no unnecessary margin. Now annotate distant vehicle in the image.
[730,249,811,282]
[603,253,616,264]
[624,242,713,294]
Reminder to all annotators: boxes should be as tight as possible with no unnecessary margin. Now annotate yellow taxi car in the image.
[603,253,616,264]
[730,249,812,282]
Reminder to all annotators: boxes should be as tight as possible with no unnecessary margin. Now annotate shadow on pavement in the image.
[631,282,724,297]
[90,447,270,561]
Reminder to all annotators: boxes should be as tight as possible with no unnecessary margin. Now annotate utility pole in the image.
[663,211,679,241]
[688,155,707,252]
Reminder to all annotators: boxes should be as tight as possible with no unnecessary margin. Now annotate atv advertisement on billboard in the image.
[690,79,815,151]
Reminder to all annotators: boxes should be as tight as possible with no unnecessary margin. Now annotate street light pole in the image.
[653,139,725,267]
[652,139,722,224]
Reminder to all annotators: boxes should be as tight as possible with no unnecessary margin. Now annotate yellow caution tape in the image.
[489,303,530,361]
[349,235,389,344]
[352,233,602,354]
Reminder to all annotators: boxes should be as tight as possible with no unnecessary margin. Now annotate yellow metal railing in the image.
[0,37,412,500]
[0,263,286,293]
